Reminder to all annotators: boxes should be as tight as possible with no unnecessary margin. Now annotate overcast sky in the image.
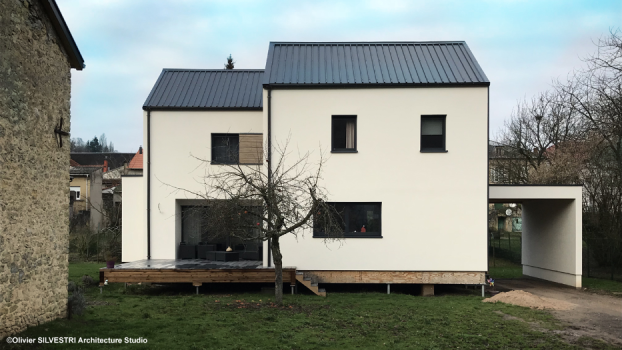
[58,0,621,152]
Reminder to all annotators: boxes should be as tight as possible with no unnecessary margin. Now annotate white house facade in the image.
[121,41,582,290]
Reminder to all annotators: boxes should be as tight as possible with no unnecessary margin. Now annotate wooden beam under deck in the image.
[100,268,297,286]
[302,271,486,285]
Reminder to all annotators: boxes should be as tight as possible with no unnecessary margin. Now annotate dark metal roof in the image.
[70,152,135,170]
[143,70,264,110]
[263,42,488,87]
[40,0,85,70]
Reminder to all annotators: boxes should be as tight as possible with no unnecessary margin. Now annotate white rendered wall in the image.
[489,185,582,287]
[145,110,263,259]
[267,87,489,272]
[121,176,146,262]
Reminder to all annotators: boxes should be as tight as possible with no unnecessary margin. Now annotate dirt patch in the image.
[495,279,622,347]
[483,290,575,310]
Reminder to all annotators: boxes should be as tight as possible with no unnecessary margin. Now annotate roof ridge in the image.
[269,41,468,45]
[162,69,265,72]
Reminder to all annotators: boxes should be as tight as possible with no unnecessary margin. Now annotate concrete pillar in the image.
[421,284,434,296]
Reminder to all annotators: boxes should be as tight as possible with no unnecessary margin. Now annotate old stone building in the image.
[0,0,84,337]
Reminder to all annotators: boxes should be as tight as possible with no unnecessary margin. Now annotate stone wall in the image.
[0,0,73,338]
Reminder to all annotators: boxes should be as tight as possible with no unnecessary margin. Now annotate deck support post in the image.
[421,284,434,296]
[291,285,294,295]
[196,286,199,295]
[387,283,391,294]
[99,286,102,294]
[481,285,485,297]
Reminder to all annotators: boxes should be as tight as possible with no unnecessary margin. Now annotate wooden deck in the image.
[99,259,486,297]
[99,259,296,287]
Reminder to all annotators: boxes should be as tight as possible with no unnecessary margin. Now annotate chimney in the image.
[103,159,108,173]
[139,146,143,154]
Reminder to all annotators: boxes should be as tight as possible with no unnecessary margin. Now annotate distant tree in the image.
[88,137,102,152]
[224,54,235,69]
[70,137,87,152]
[100,134,109,152]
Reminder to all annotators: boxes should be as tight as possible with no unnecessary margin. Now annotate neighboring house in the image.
[489,203,522,233]
[69,165,103,229]
[0,0,83,338]
[123,41,584,290]
[488,141,529,184]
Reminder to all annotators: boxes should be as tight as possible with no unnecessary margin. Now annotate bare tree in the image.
[495,89,583,183]
[497,30,622,273]
[167,139,343,304]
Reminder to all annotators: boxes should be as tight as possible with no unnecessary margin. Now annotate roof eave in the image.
[40,0,85,70]
[262,82,490,89]
[142,106,263,111]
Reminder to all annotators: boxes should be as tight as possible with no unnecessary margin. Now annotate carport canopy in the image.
[489,185,582,288]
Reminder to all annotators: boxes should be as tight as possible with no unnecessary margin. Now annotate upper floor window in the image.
[211,133,263,165]
[212,134,239,164]
[332,116,357,152]
[421,115,446,152]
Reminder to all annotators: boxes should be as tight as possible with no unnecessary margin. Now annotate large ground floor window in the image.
[181,206,263,258]
[314,202,382,238]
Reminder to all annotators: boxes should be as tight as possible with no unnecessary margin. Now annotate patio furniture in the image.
[179,242,197,259]
[240,242,263,260]
[206,251,240,262]
[197,243,217,259]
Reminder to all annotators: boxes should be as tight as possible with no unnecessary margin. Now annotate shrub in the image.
[81,274,95,286]
[68,288,86,319]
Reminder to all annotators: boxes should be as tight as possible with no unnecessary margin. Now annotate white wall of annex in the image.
[266,87,489,272]
[146,110,263,259]
[121,176,145,262]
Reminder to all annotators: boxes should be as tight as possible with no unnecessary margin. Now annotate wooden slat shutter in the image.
[239,134,263,164]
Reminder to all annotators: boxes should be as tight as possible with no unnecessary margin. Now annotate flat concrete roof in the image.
[489,185,582,202]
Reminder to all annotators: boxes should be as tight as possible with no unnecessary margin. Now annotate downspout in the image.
[147,109,151,260]
[267,88,272,267]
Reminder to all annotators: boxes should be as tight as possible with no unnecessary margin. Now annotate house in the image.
[69,151,139,228]
[0,0,83,337]
[121,41,583,293]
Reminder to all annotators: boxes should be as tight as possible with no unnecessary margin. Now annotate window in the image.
[70,186,81,200]
[211,133,263,165]
[211,134,239,164]
[314,202,381,238]
[421,115,446,152]
[332,116,357,152]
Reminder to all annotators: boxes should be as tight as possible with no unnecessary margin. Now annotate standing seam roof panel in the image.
[262,42,488,86]
[434,45,457,83]
[143,70,264,109]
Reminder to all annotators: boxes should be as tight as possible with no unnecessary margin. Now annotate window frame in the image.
[70,186,81,200]
[331,115,358,153]
[313,202,382,238]
[420,115,447,153]
[211,133,240,165]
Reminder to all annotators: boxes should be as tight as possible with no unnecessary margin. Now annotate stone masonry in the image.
[0,0,73,337]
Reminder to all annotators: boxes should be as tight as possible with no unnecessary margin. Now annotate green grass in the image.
[4,263,617,349]
[583,277,622,295]
[488,257,523,279]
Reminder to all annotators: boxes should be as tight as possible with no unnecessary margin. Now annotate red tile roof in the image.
[128,147,143,169]
[70,159,81,166]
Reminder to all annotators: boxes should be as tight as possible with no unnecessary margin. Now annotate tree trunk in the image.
[271,236,284,304]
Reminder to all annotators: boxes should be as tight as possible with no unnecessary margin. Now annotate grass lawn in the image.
[488,257,523,279]
[4,263,617,349]
[583,277,622,295]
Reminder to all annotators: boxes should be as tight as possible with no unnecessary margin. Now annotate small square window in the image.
[332,116,357,152]
[212,134,239,164]
[421,115,446,152]
[70,186,81,200]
